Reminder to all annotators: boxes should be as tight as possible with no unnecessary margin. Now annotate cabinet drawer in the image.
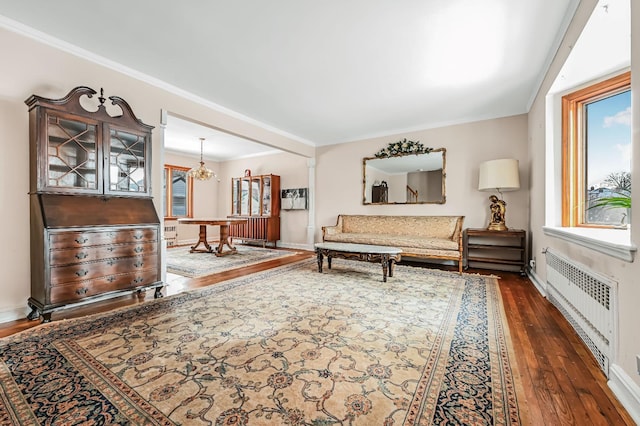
[50,242,157,266]
[50,254,157,285]
[49,269,159,304]
[49,228,158,249]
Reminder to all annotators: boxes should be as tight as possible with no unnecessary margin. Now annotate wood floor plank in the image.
[0,253,634,424]
[503,278,567,425]
[498,286,551,425]
[495,272,634,425]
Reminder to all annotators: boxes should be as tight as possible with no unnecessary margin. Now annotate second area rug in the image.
[166,244,296,277]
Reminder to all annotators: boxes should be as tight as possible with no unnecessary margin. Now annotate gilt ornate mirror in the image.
[362,140,446,205]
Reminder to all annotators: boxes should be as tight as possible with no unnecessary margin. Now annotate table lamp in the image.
[478,159,520,231]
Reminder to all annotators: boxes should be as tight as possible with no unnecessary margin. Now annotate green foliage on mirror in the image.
[374,138,433,158]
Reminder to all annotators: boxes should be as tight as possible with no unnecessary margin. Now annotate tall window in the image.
[163,165,193,219]
[562,72,631,228]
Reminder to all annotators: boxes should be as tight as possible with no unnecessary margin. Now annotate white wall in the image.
[527,0,640,419]
[315,115,529,240]
[0,98,30,321]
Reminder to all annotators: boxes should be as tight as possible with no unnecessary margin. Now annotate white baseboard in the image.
[526,267,547,297]
[0,306,29,324]
[276,241,314,251]
[608,364,640,424]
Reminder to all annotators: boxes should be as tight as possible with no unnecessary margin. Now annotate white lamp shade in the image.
[478,159,520,192]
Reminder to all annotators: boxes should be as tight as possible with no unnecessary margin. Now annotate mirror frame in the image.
[362,147,446,205]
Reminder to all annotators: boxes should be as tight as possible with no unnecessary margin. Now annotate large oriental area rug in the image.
[166,244,296,277]
[0,260,525,425]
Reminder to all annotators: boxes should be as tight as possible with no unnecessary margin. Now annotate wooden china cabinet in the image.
[25,86,163,322]
[228,173,280,246]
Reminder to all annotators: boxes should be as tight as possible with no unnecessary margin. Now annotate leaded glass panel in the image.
[47,116,98,189]
[109,129,146,193]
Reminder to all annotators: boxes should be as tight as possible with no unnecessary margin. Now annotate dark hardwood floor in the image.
[0,249,634,425]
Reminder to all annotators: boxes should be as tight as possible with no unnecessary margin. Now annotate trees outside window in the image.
[587,171,631,225]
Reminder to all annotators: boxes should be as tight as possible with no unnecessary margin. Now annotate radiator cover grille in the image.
[164,224,177,247]
[545,249,617,376]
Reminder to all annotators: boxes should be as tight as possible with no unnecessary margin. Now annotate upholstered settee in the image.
[322,215,465,273]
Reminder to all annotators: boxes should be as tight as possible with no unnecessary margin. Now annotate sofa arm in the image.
[322,225,342,241]
[452,217,465,245]
[322,215,344,241]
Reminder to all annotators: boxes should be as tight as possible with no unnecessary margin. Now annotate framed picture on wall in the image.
[281,188,308,210]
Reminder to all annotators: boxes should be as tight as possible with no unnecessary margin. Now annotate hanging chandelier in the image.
[188,137,217,181]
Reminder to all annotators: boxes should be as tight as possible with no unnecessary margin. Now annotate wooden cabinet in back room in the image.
[25,86,163,322]
[228,173,280,246]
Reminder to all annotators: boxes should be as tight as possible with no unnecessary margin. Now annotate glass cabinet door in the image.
[251,177,261,215]
[231,178,240,215]
[107,128,148,195]
[46,115,99,192]
[262,176,272,216]
[240,178,250,215]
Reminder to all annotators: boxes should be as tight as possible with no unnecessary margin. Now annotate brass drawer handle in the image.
[134,246,144,253]
[75,236,88,244]
[107,260,116,266]
[75,252,89,260]
[133,234,144,240]
[132,277,144,284]
[106,276,116,283]
[134,261,144,268]
[75,269,89,277]
[107,247,115,252]
[75,288,88,295]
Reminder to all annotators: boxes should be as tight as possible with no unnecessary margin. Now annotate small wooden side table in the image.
[464,228,526,274]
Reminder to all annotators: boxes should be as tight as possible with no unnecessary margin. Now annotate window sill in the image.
[543,226,637,262]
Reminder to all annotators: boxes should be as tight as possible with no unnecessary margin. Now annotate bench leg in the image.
[381,254,389,282]
[316,249,324,273]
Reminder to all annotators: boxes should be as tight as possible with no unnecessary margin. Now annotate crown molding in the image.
[0,15,315,148]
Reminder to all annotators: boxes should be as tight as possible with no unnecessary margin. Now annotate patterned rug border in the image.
[0,260,528,425]
[491,277,531,425]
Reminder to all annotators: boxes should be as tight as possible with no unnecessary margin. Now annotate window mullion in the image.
[576,102,587,225]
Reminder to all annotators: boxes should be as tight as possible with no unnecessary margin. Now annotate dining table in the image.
[177,218,248,256]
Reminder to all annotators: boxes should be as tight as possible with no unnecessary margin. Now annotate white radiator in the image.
[545,248,617,376]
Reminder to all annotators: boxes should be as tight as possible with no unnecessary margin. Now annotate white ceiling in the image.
[0,1,581,152]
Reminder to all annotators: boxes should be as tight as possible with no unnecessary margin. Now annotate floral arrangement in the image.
[374,138,433,158]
